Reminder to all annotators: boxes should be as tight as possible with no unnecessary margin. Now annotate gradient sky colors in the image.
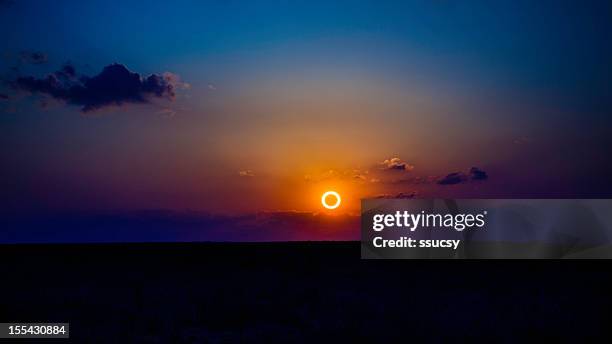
[1,1,611,242]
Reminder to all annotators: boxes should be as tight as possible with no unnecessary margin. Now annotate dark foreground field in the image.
[1,242,611,342]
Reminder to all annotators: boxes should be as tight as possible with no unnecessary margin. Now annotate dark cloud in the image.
[20,51,48,64]
[437,167,488,185]
[56,63,77,79]
[12,63,186,112]
[469,167,488,181]
[388,175,437,185]
[374,192,417,199]
[437,172,468,185]
[0,93,8,100]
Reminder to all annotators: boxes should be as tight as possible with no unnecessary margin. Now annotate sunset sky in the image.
[1,1,611,242]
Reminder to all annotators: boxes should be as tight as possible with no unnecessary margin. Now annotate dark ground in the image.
[1,242,611,342]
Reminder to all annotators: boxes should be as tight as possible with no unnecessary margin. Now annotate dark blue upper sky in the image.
[3,0,611,122]
[3,2,609,74]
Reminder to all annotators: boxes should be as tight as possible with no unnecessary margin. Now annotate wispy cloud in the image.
[19,51,48,64]
[239,170,255,177]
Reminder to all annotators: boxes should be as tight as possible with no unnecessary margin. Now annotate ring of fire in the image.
[321,191,341,210]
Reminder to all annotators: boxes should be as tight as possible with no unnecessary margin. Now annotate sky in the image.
[1,0,611,242]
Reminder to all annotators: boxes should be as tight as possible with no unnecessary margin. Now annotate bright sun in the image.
[321,191,341,210]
